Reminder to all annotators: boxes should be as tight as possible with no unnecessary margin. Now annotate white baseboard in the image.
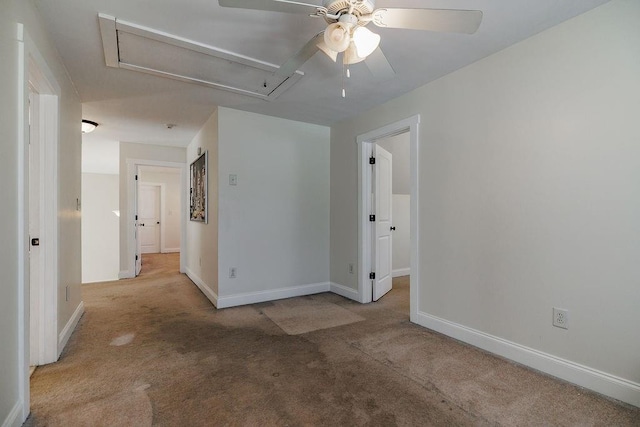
[1,400,23,427]
[161,248,180,253]
[185,267,218,308]
[392,268,410,278]
[58,301,85,358]
[330,282,360,302]
[119,270,134,279]
[413,310,640,408]
[217,282,331,309]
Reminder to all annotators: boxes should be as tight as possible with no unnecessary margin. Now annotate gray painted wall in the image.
[331,0,640,402]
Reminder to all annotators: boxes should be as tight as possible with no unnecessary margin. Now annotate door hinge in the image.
[369,272,375,280]
[135,255,138,261]
[369,214,375,222]
[135,215,138,220]
[135,175,138,181]
[369,156,375,165]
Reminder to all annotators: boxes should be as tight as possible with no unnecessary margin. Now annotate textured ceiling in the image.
[35,0,609,149]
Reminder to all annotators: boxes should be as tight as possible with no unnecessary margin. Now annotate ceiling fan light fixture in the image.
[316,39,338,62]
[324,22,350,52]
[352,26,380,58]
[343,42,366,65]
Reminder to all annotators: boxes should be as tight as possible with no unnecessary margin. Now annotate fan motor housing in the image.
[323,0,375,24]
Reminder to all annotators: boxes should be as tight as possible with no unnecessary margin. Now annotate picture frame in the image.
[190,151,208,223]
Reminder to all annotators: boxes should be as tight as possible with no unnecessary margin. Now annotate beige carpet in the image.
[25,254,640,426]
[261,296,365,335]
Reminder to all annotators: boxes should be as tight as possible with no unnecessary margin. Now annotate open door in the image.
[135,174,142,276]
[373,144,393,301]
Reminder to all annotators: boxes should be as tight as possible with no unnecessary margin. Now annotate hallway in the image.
[26,255,639,425]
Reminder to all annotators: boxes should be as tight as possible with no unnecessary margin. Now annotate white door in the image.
[139,184,161,254]
[373,145,393,301]
[135,177,142,276]
[28,91,41,366]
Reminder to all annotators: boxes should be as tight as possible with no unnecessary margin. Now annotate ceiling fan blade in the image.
[364,47,395,82]
[372,8,483,34]
[219,0,320,14]
[276,32,324,76]
[273,0,322,9]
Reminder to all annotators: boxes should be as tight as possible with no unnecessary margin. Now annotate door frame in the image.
[124,159,187,277]
[18,26,62,421]
[356,115,420,319]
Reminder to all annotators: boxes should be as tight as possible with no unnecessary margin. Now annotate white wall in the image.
[216,108,330,306]
[82,173,119,283]
[185,109,219,301]
[119,142,186,275]
[330,0,640,406]
[1,0,82,424]
[391,195,410,276]
[0,3,22,423]
[139,167,182,252]
[378,133,410,195]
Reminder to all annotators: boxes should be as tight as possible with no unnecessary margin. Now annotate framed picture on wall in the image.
[190,151,207,223]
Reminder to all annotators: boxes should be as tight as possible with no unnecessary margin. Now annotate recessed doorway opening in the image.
[356,115,420,321]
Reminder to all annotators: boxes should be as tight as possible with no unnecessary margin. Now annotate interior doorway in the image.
[128,163,186,277]
[27,56,60,368]
[356,115,420,321]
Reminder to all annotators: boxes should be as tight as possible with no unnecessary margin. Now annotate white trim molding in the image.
[185,267,218,308]
[414,310,640,408]
[1,401,22,427]
[58,301,85,358]
[217,282,331,309]
[162,248,181,253]
[330,282,359,302]
[392,268,410,278]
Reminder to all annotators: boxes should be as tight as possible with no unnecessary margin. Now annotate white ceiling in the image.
[36,0,609,150]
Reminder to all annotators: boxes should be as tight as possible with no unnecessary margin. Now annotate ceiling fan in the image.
[219,0,483,95]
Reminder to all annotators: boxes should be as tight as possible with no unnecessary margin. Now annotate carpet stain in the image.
[110,333,135,346]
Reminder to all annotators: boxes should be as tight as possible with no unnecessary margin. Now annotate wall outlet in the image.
[229,267,237,279]
[553,307,569,329]
[348,263,354,274]
[229,174,238,186]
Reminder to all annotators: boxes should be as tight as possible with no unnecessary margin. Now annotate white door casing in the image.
[373,145,393,301]
[139,184,161,254]
[125,159,187,279]
[356,114,420,312]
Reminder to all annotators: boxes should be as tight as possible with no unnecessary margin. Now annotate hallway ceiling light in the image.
[82,120,98,134]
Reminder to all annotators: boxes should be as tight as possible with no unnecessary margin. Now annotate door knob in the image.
[157,221,160,224]
[390,226,396,231]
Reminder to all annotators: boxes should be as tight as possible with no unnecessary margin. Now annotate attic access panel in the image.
[98,14,302,100]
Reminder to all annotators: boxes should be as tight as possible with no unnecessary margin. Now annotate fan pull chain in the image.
[341,62,346,98]
[341,62,352,98]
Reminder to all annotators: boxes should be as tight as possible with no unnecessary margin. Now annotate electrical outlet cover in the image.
[553,307,569,329]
